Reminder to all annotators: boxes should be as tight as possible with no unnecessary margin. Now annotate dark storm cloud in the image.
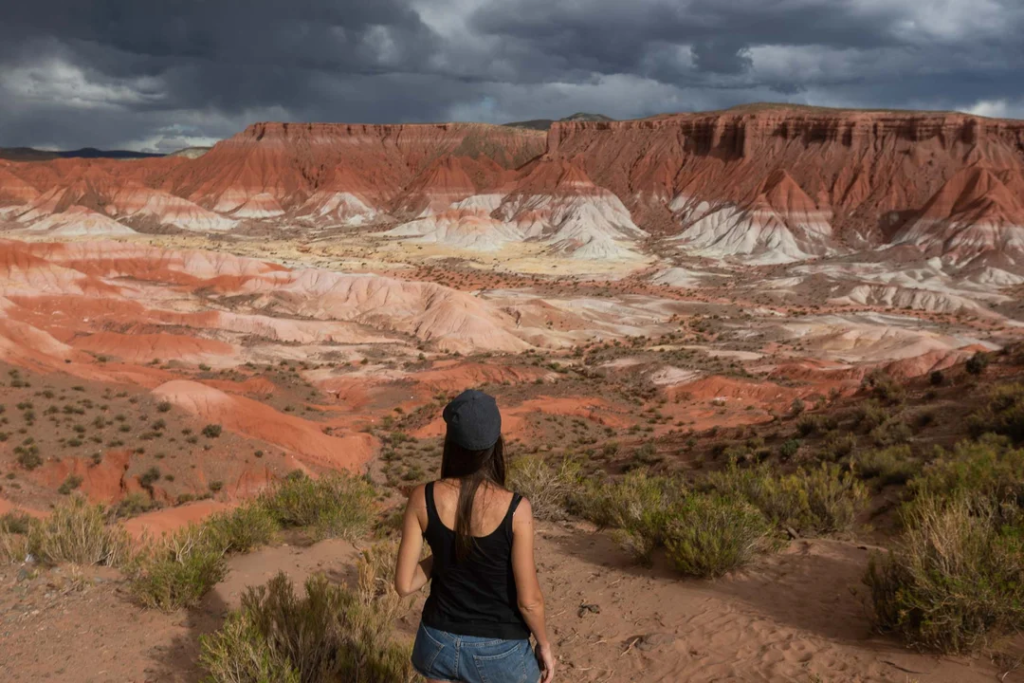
[1,0,1023,151]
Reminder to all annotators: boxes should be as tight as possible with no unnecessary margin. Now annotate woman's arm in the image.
[394,485,432,598]
[511,498,555,683]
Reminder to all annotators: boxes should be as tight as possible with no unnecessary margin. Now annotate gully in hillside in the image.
[395,389,555,683]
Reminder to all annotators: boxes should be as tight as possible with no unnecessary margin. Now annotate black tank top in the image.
[420,481,530,640]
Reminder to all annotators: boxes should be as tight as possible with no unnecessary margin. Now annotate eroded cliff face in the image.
[3,107,1024,267]
[546,109,1024,239]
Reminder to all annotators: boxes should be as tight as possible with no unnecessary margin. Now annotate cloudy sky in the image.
[2,0,1023,152]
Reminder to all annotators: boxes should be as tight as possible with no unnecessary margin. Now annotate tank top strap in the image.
[425,481,440,532]
[503,492,523,542]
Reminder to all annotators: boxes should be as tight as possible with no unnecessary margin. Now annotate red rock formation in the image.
[547,107,1024,240]
[2,106,1024,264]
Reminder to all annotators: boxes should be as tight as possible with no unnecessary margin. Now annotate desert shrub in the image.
[506,455,582,520]
[57,474,84,495]
[202,424,223,438]
[968,383,1024,444]
[262,474,376,541]
[795,463,868,534]
[1,511,35,562]
[795,415,819,437]
[796,414,837,437]
[109,492,162,519]
[965,351,989,376]
[869,418,912,447]
[865,496,1024,653]
[819,432,857,461]
[0,531,30,564]
[929,370,945,386]
[861,369,905,405]
[707,462,866,536]
[854,445,919,486]
[571,469,684,565]
[157,401,173,413]
[16,449,43,470]
[29,495,130,567]
[207,501,280,554]
[910,436,1024,509]
[130,523,227,611]
[778,438,801,459]
[0,511,33,535]
[355,541,408,635]
[790,397,805,416]
[197,611,300,683]
[632,442,662,466]
[663,494,772,578]
[853,399,889,432]
[199,572,415,683]
[139,467,162,489]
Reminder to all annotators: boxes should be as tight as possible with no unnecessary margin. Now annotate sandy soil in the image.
[0,524,1006,683]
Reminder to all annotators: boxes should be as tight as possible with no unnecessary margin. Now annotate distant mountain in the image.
[503,113,614,131]
[0,147,163,162]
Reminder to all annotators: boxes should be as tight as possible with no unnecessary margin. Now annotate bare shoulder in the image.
[409,482,428,502]
[406,482,428,512]
[512,496,534,531]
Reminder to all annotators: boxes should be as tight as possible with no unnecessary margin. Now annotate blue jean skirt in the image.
[412,622,541,683]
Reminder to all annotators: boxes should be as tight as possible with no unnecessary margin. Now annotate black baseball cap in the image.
[443,389,502,451]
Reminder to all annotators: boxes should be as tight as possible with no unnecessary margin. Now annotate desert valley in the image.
[3,105,1024,682]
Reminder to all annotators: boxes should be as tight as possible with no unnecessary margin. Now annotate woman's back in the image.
[394,389,553,682]
[421,480,529,640]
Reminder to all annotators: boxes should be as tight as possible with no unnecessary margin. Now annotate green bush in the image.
[0,511,33,535]
[262,474,376,541]
[198,611,299,683]
[571,469,684,565]
[1,511,35,563]
[57,474,84,495]
[664,494,772,578]
[910,436,1024,509]
[819,432,857,461]
[869,418,912,447]
[17,449,43,470]
[109,492,162,519]
[1,532,30,564]
[861,369,905,405]
[130,524,227,611]
[506,456,582,521]
[854,445,919,486]
[965,352,989,376]
[200,572,415,683]
[202,424,223,438]
[796,414,837,437]
[853,399,889,432]
[795,415,819,437]
[865,496,1024,653]
[708,462,867,536]
[29,495,130,567]
[968,383,1024,444]
[207,502,279,554]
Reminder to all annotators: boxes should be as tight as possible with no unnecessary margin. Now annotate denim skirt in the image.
[411,622,541,683]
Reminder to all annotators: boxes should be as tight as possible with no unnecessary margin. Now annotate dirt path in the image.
[0,526,1008,682]
[531,525,999,683]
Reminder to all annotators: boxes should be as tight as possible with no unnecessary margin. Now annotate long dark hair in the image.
[441,434,506,561]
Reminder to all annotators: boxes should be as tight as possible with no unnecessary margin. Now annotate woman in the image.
[395,389,555,683]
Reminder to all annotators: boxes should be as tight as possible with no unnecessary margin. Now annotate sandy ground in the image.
[0,523,1007,683]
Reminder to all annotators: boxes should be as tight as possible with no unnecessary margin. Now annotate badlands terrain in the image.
[2,104,1024,681]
